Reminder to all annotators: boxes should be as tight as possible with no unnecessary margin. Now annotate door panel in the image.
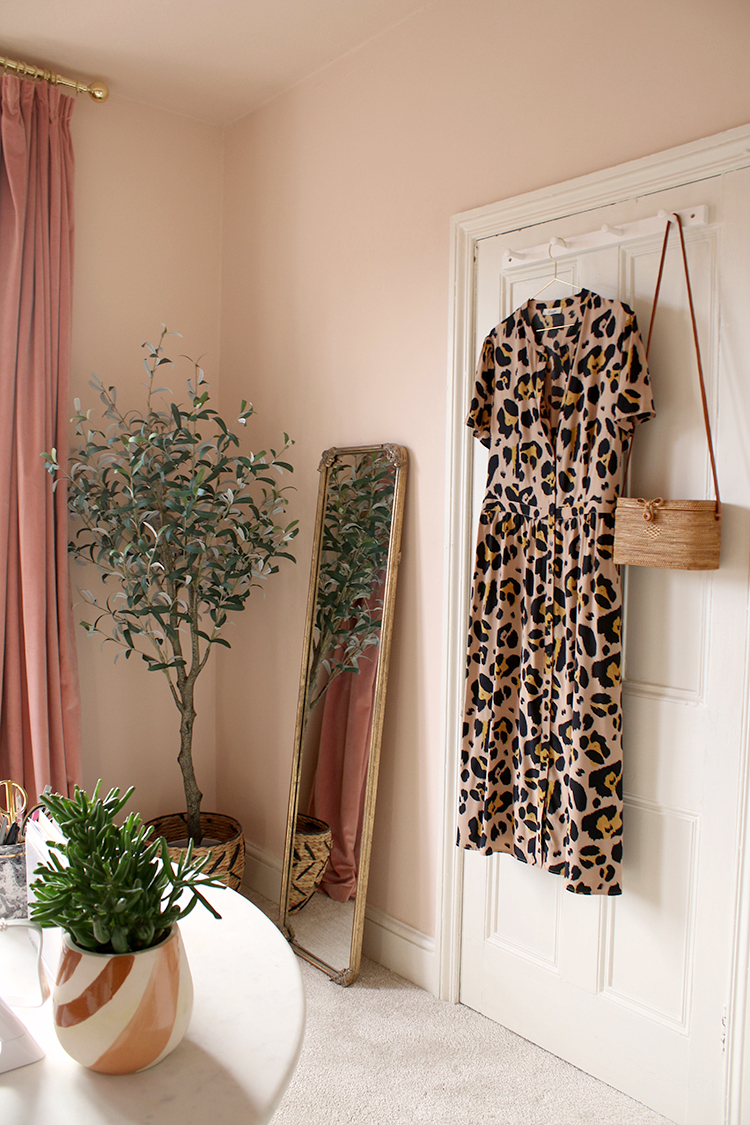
[604,797,698,1028]
[625,566,707,698]
[459,173,750,1124]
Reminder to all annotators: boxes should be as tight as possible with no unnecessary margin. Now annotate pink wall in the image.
[69,94,223,822]
[217,0,750,936]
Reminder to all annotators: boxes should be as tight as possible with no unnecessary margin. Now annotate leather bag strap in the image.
[623,213,721,513]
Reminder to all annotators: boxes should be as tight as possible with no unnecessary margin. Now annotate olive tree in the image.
[44,328,297,843]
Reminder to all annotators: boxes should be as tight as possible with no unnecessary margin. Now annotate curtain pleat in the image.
[0,75,81,801]
[308,654,378,902]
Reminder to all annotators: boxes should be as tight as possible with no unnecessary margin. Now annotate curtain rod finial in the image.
[87,80,109,103]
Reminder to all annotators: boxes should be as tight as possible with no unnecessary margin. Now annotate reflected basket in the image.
[289,815,332,914]
[145,812,245,891]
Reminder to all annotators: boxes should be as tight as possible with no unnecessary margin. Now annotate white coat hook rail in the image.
[506,236,567,264]
[502,205,708,269]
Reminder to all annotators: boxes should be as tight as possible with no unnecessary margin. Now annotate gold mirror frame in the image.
[279,444,408,985]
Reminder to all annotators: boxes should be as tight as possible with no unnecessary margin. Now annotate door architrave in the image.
[438,121,750,1122]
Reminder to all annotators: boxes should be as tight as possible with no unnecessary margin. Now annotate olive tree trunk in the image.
[174,604,203,844]
[177,696,202,844]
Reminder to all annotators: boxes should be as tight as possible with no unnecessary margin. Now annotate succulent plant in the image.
[29,782,223,954]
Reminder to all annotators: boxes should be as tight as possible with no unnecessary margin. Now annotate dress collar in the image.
[515,288,593,364]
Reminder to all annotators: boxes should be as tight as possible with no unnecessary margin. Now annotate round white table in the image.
[1,886,305,1124]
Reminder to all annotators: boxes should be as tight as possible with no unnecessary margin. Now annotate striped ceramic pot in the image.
[52,925,193,1074]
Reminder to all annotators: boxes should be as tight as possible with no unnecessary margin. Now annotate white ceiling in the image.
[0,0,431,126]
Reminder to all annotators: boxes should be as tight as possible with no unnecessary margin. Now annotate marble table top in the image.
[1,885,305,1125]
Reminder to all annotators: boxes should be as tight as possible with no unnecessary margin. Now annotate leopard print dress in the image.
[457,289,654,895]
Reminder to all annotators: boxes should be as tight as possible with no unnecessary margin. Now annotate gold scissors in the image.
[0,780,27,821]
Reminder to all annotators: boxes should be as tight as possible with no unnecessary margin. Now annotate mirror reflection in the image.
[280,444,407,985]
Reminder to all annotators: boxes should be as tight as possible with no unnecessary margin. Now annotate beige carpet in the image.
[286,891,355,972]
[245,893,674,1125]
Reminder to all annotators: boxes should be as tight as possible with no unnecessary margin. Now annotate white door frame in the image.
[438,121,750,1123]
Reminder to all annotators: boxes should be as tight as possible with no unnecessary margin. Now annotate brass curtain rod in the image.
[0,55,108,102]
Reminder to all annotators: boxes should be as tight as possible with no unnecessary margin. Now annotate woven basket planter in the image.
[289,815,333,914]
[145,812,245,891]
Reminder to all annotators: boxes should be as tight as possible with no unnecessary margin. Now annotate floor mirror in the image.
[279,444,407,985]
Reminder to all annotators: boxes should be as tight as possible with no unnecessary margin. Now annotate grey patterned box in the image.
[0,843,28,919]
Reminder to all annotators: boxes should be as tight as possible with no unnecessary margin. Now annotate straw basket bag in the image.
[614,213,721,570]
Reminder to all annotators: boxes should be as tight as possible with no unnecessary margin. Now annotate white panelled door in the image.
[458,170,750,1124]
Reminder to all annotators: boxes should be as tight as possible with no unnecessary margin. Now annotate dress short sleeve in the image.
[467,332,496,449]
[614,307,655,434]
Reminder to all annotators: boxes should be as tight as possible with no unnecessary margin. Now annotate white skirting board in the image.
[244,837,284,903]
[243,838,437,995]
[361,904,437,994]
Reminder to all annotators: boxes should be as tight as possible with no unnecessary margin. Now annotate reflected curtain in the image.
[308,650,379,901]
[0,76,80,799]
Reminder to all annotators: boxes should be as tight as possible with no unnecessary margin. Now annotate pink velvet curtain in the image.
[308,649,379,902]
[0,76,80,801]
